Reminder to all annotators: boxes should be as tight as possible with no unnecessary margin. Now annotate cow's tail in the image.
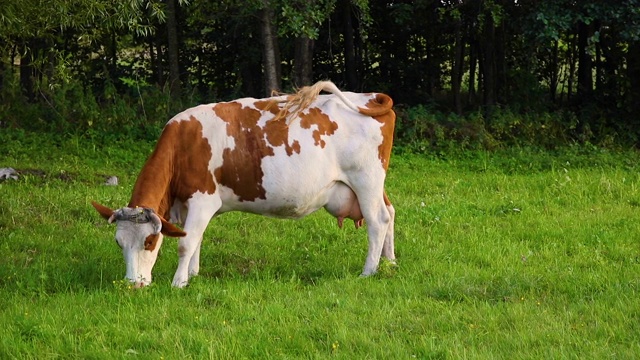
[277,81,393,124]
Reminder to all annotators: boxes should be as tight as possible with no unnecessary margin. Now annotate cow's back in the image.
[162,90,394,218]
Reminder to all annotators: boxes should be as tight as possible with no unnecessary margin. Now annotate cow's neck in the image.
[127,136,175,219]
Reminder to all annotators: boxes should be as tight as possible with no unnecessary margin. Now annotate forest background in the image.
[1,0,640,151]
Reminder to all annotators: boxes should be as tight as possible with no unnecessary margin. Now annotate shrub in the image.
[0,73,634,151]
[0,77,174,142]
[394,104,496,155]
[393,104,626,154]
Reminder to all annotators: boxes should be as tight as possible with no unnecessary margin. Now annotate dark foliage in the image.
[1,0,639,149]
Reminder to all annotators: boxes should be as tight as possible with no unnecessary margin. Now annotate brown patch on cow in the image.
[256,96,297,123]
[291,141,301,154]
[364,94,396,170]
[299,108,339,148]
[255,99,301,155]
[264,120,301,156]
[254,99,282,116]
[213,102,273,201]
[377,114,395,170]
[128,117,216,218]
[213,101,306,201]
[144,233,160,251]
[171,116,218,199]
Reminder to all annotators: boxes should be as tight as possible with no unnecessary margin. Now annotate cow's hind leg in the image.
[351,179,391,276]
[381,191,396,264]
[172,193,221,288]
[361,197,391,276]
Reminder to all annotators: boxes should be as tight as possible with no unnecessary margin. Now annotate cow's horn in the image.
[147,210,163,234]
[108,209,123,224]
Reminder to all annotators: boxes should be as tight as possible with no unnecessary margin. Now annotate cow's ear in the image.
[92,201,115,221]
[160,218,187,237]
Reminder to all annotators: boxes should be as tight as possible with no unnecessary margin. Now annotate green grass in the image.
[1,131,639,358]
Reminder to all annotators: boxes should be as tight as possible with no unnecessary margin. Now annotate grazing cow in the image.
[92,81,396,288]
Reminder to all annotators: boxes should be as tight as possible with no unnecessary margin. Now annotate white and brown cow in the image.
[92,81,396,288]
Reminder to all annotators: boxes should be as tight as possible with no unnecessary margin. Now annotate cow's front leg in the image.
[172,195,219,288]
[188,239,202,278]
[173,235,202,288]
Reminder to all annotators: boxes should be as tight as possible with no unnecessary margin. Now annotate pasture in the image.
[1,131,639,358]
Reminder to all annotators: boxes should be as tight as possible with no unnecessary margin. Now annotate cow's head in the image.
[91,201,186,288]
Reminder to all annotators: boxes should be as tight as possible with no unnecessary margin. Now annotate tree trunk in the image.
[240,63,259,97]
[598,30,620,103]
[550,40,559,104]
[166,0,181,101]
[154,29,165,87]
[109,31,117,81]
[20,41,35,102]
[495,15,506,104]
[567,31,576,103]
[44,37,56,82]
[451,17,464,114]
[627,41,640,122]
[195,42,205,98]
[341,0,357,90]
[481,13,496,111]
[468,39,477,106]
[236,26,261,97]
[260,2,280,96]
[0,53,4,92]
[294,36,314,87]
[424,36,435,98]
[148,37,157,85]
[576,21,593,101]
[594,26,602,94]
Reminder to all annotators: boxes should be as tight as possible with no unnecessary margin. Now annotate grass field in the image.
[1,131,639,358]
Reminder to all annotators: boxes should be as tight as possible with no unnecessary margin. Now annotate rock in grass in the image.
[0,167,18,181]
[104,176,119,186]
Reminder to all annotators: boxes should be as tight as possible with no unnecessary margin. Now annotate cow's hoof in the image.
[359,271,376,277]
[171,278,189,288]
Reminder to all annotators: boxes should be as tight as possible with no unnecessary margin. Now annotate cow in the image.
[92,80,396,288]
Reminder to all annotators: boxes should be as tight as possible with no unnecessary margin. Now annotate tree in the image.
[0,0,164,99]
[478,0,501,111]
[340,0,358,90]
[4,0,640,144]
[280,0,338,88]
[576,20,593,101]
[294,36,314,86]
[260,1,281,95]
[441,1,466,114]
[166,0,182,102]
